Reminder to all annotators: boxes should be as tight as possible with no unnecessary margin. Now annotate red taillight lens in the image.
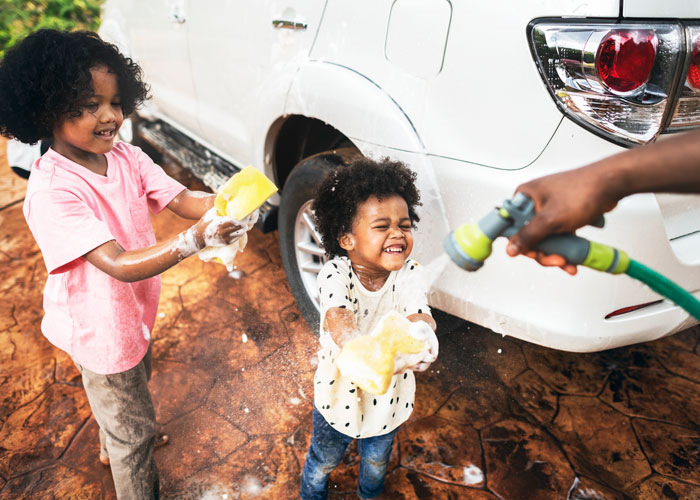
[596,30,658,93]
[687,35,700,91]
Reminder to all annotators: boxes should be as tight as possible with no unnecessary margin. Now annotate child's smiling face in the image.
[340,194,414,273]
[52,65,123,164]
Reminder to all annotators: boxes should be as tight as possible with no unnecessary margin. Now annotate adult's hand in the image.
[506,129,700,274]
[505,167,620,274]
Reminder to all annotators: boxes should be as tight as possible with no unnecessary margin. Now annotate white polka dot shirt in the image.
[313,257,430,438]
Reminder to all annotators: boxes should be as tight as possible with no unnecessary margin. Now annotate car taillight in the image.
[596,30,657,94]
[668,26,700,131]
[687,34,700,90]
[529,21,685,146]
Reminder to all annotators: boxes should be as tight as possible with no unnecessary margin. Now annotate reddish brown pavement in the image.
[1,139,700,499]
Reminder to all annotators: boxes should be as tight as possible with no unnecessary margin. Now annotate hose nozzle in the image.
[443,223,492,271]
[444,193,628,274]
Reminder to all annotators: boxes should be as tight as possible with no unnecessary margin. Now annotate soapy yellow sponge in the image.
[337,311,426,395]
[215,166,278,219]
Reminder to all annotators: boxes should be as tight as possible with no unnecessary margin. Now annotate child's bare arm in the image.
[83,214,241,282]
[324,307,358,347]
[166,189,216,220]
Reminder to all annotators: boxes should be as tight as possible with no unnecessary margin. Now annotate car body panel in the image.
[108,0,200,134]
[187,1,327,169]
[99,0,700,351]
[312,0,620,169]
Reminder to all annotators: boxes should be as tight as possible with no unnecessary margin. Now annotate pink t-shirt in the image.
[23,142,185,374]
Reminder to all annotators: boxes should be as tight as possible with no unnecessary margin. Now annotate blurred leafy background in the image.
[0,0,103,57]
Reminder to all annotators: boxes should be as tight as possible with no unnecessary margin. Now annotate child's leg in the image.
[300,407,353,500]
[356,427,399,499]
[98,428,109,464]
[75,346,158,500]
[97,347,156,466]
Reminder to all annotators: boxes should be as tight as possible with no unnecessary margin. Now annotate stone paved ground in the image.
[1,139,700,499]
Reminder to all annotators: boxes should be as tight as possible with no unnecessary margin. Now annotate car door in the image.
[186,1,327,167]
[125,0,200,134]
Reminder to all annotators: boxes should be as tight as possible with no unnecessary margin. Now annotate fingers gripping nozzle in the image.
[444,193,629,274]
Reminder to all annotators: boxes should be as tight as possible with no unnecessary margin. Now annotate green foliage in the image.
[0,0,103,57]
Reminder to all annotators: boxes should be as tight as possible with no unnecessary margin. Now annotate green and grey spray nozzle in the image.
[443,193,628,274]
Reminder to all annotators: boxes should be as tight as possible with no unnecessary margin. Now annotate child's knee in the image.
[364,456,389,470]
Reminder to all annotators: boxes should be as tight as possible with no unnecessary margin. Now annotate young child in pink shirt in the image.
[0,30,250,499]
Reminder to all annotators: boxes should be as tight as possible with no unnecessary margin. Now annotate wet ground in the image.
[1,140,700,499]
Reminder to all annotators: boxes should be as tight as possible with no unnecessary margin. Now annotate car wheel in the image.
[278,148,361,331]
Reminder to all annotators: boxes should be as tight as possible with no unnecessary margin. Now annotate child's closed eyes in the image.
[82,101,122,114]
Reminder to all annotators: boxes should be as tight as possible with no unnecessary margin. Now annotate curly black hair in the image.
[0,29,149,144]
[312,157,421,258]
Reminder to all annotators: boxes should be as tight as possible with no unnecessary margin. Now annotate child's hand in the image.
[406,320,439,372]
[191,207,246,248]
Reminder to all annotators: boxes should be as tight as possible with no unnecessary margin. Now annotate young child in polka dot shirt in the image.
[300,157,439,500]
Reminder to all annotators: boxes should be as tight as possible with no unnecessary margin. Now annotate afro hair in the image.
[312,157,421,258]
[0,29,148,144]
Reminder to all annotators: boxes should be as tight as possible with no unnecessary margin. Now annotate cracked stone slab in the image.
[383,467,498,499]
[149,360,216,425]
[435,380,513,430]
[206,348,311,436]
[568,475,627,500]
[521,342,612,395]
[1,463,103,499]
[0,351,57,423]
[399,415,483,487]
[155,308,289,370]
[510,369,559,425]
[0,384,91,478]
[551,395,650,489]
[632,474,700,498]
[482,419,576,500]
[157,407,248,485]
[600,365,700,429]
[167,436,301,499]
[633,418,700,484]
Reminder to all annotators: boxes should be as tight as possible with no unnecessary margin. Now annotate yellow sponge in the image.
[337,311,425,395]
[215,166,278,219]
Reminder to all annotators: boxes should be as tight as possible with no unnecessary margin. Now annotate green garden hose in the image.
[625,259,700,321]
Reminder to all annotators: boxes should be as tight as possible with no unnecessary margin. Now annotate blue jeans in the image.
[300,408,398,500]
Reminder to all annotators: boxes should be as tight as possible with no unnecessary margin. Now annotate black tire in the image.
[278,148,361,331]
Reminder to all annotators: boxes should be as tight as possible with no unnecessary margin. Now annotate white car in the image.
[100,0,700,352]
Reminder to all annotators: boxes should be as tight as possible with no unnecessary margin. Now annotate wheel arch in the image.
[269,115,358,191]
[266,60,428,191]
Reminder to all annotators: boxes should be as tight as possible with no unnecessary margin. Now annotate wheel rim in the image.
[294,200,326,311]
